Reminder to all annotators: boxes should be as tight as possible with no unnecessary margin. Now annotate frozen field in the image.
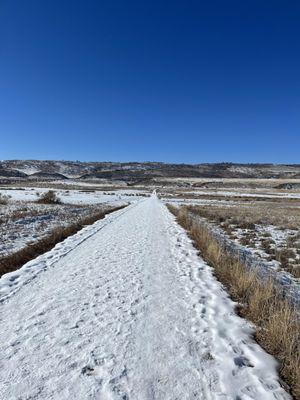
[0,188,148,259]
[0,203,109,257]
[0,195,290,399]
[178,201,300,279]
[0,187,149,205]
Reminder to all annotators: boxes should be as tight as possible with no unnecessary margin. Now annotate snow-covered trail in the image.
[0,196,290,400]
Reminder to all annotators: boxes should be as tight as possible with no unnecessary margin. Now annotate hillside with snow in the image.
[1,160,300,184]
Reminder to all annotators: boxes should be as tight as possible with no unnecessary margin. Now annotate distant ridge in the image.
[1,160,300,183]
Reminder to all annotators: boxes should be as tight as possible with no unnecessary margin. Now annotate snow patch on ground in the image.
[0,203,116,257]
[15,167,40,175]
[0,187,148,205]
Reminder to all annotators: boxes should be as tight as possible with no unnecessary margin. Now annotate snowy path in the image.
[0,196,290,399]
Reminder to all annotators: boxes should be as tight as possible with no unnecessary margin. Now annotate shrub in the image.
[0,193,9,205]
[37,190,61,204]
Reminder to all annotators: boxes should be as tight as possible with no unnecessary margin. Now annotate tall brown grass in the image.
[167,204,300,399]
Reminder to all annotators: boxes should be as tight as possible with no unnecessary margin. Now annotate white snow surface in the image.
[0,196,290,399]
[0,188,146,205]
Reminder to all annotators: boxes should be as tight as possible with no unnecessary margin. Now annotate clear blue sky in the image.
[0,1,299,163]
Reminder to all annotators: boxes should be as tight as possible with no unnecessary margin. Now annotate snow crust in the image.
[0,196,290,399]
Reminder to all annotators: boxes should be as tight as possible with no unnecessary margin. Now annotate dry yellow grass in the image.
[184,202,300,278]
[185,202,300,230]
[167,204,300,399]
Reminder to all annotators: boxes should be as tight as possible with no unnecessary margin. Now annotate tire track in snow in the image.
[0,196,291,399]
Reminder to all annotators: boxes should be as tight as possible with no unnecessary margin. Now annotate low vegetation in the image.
[0,193,9,205]
[183,201,300,229]
[183,203,300,278]
[0,204,127,278]
[163,190,300,204]
[167,204,300,399]
[36,190,61,204]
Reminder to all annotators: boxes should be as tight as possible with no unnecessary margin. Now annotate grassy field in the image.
[182,200,300,278]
